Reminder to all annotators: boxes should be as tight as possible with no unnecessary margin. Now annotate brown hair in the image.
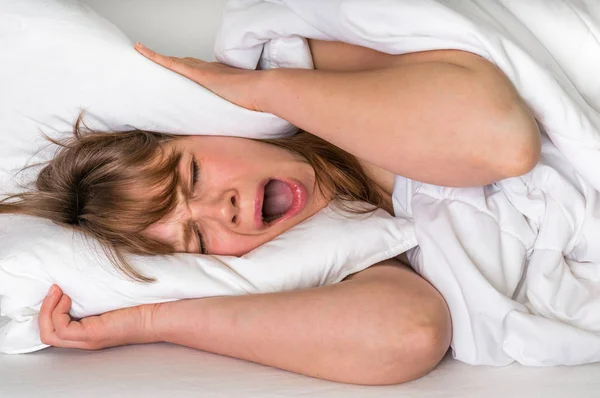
[0,118,387,282]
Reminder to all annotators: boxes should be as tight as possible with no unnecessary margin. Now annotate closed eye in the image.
[192,158,200,187]
[194,224,207,255]
[190,155,200,194]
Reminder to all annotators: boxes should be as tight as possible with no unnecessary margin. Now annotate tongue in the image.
[263,180,293,218]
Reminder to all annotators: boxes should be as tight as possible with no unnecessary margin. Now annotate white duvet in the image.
[214,0,600,366]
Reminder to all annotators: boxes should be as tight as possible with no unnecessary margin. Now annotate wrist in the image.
[146,299,206,345]
[138,303,164,344]
[253,68,284,114]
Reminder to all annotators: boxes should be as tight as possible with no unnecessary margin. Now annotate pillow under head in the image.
[0,205,417,354]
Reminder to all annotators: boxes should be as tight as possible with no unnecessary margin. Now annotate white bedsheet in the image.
[215,0,600,367]
[1,344,599,398]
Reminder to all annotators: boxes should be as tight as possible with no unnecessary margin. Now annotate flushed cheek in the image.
[203,158,263,182]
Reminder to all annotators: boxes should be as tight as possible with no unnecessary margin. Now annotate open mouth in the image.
[257,178,307,227]
[262,179,294,224]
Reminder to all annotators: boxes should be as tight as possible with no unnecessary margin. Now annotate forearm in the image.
[135,43,540,186]
[149,261,451,385]
[256,60,540,186]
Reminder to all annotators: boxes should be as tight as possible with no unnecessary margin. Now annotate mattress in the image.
[1,344,599,398]
[2,1,598,396]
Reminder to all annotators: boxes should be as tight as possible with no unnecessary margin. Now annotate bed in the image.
[2,0,600,396]
[1,344,599,397]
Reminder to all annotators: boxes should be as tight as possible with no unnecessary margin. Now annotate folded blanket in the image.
[214,0,600,366]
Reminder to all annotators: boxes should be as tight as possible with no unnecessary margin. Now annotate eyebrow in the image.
[172,149,188,194]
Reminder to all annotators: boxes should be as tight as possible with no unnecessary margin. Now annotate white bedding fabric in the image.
[1,344,600,398]
[214,0,600,366]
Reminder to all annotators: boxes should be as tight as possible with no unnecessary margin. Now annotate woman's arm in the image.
[149,260,451,385]
[135,42,540,187]
[254,49,540,186]
[40,259,451,385]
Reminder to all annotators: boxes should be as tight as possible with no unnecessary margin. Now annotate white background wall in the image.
[81,0,228,60]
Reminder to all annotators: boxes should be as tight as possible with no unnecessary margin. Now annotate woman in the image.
[4,40,540,385]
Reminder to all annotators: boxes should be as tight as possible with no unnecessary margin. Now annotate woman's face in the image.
[144,136,330,256]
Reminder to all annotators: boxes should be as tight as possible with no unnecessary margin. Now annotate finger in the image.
[38,287,96,349]
[134,42,176,69]
[134,42,196,79]
[39,285,62,339]
[52,295,87,342]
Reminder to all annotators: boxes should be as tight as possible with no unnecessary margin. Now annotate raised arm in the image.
[257,45,541,186]
[135,42,540,187]
[40,259,451,385]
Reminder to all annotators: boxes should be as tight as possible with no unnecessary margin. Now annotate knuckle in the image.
[54,328,67,340]
[40,332,57,346]
[40,334,50,345]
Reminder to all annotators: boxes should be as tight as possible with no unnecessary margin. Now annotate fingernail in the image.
[47,285,56,297]
[135,42,146,50]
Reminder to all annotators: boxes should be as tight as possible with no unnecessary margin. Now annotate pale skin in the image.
[39,39,541,385]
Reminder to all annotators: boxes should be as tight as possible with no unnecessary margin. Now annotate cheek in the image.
[203,156,262,183]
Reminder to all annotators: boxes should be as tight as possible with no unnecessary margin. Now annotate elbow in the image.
[358,294,452,386]
[490,98,541,180]
[463,60,541,181]
[405,317,453,380]
[389,298,452,384]
[367,318,451,386]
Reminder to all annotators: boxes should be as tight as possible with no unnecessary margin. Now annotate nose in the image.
[189,189,240,227]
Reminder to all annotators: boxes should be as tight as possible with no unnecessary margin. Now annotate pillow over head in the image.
[0,0,294,193]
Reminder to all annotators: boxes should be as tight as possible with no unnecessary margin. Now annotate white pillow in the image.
[0,206,417,354]
[0,0,418,355]
[0,0,294,193]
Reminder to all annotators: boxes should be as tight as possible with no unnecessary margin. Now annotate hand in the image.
[134,42,266,112]
[39,285,158,350]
